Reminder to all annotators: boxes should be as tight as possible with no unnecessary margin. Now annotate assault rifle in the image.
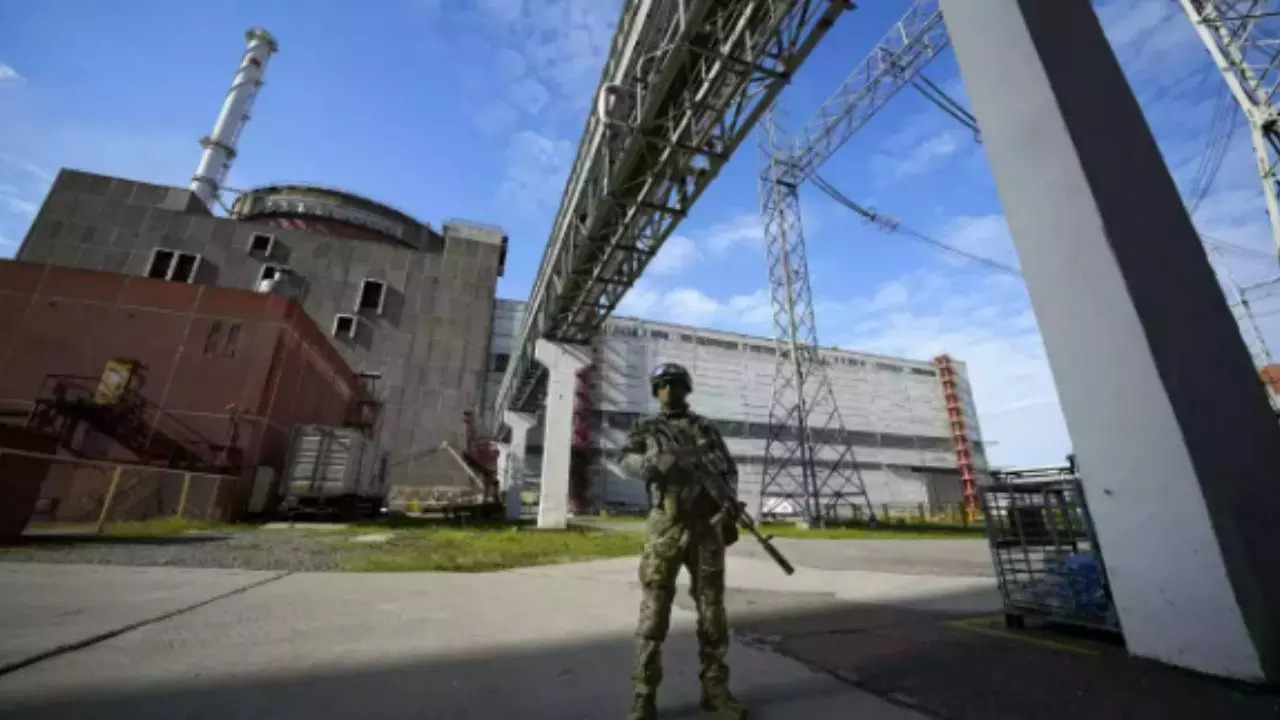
[649,421,795,576]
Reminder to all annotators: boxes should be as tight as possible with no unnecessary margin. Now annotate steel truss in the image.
[491,0,853,427]
[1181,0,1280,262]
[754,0,949,526]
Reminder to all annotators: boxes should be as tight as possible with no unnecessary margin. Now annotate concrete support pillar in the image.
[942,0,1280,682]
[501,411,536,522]
[534,338,592,530]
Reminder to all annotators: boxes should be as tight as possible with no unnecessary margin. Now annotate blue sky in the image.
[2,0,1278,467]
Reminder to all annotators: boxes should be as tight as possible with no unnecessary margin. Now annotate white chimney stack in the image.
[190,27,278,209]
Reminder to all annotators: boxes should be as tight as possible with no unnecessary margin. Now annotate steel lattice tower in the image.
[748,0,950,528]
[1181,0,1280,261]
[755,111,874,528]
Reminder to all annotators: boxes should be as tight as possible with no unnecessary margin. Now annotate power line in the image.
[812,174,1280,313]
[1187,83,1240,214]
[1200,232,1276,258]
[811,172,1022,276]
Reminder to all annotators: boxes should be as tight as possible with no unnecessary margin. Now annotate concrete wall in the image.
[16,169,506,495]
[0,261,363,477]
[485,299,986,513]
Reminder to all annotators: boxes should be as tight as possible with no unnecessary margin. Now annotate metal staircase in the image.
[27,375,239,473]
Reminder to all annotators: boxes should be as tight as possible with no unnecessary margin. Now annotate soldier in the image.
[620,363,747,720]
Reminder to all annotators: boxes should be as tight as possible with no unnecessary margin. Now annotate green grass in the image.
[336,523,646,572]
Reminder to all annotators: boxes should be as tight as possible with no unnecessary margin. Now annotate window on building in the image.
[649,330,670,340]
[248,232,275,256]
[146,249,175,279]
[258,264,283,283]
[680,334,694,343]
[492,353,510,373]
[910,367,938,377]
[697,337,740,351]
[848,431,879,447]
[332,314,357,340]
[874,361,903,373]
[146,248,200,283]
[204,321,224,356]
[170,253,199,283]
[357,279,387,314]
[880,433,917,449]
[222,323,241,358]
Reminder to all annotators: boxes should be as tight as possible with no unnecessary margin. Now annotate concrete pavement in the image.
[0,554,974,719]
[0,563,282,672]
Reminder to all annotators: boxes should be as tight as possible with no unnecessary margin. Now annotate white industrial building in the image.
[484,299,988,517]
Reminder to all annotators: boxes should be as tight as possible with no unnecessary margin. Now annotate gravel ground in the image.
[0,530,368,572]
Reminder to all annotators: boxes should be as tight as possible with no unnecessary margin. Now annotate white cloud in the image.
[473,99,520,137]
[475,0,524,23]
[506,77,550,115]
[470,0,619,209]
[868,279,910,311]
[499,129,572,212]
[704,213,763,255]
[866,106,976,185]
[495,47,527,81]
[647,234,699,276]
[617,281,773,331]
[889,130,964,179]
[0,64,22,85]
[664,288,722,324]
[517,0,619,107]
[1,193,37,217]
[618,283,661,317]
[822,269,1069,467]
[937,213,1020,270]
[0,152,52,182]
[724,288,774,328]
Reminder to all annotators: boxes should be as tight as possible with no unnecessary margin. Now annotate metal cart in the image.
[978,476,1121,633]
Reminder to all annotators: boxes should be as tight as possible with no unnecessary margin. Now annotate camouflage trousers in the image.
[631,510,729,696]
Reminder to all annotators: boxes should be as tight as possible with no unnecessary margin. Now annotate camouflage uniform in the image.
[620,396,746,720]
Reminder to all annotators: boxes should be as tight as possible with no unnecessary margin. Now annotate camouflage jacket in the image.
[619,408,737,522]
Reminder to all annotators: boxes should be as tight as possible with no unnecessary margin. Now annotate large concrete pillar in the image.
[501,411,536,521]
[942,0,1280,682]
[533,338,592,529]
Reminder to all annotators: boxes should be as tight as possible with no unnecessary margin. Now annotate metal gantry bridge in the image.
[490,0,853,426]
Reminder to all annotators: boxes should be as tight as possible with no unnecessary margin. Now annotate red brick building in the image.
[0,260,369,477]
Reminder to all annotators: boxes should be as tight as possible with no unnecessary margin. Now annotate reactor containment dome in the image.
[229,184,439,249]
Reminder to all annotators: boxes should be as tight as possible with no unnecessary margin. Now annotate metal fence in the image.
[978,476,1120,632]
[3,448,240,534]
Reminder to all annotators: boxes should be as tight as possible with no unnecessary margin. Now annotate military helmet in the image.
[650,362,692,396]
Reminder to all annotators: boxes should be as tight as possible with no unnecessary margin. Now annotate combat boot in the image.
[700,684,747,719]
[626,691,656,720]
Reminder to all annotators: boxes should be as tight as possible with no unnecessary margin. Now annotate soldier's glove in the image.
[713,508,740,547]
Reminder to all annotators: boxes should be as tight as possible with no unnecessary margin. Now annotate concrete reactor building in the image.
[1,26,989,523]
[484,300,989,517]
[2,29,506,513]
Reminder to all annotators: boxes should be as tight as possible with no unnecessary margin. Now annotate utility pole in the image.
[1179,0,1280,263]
